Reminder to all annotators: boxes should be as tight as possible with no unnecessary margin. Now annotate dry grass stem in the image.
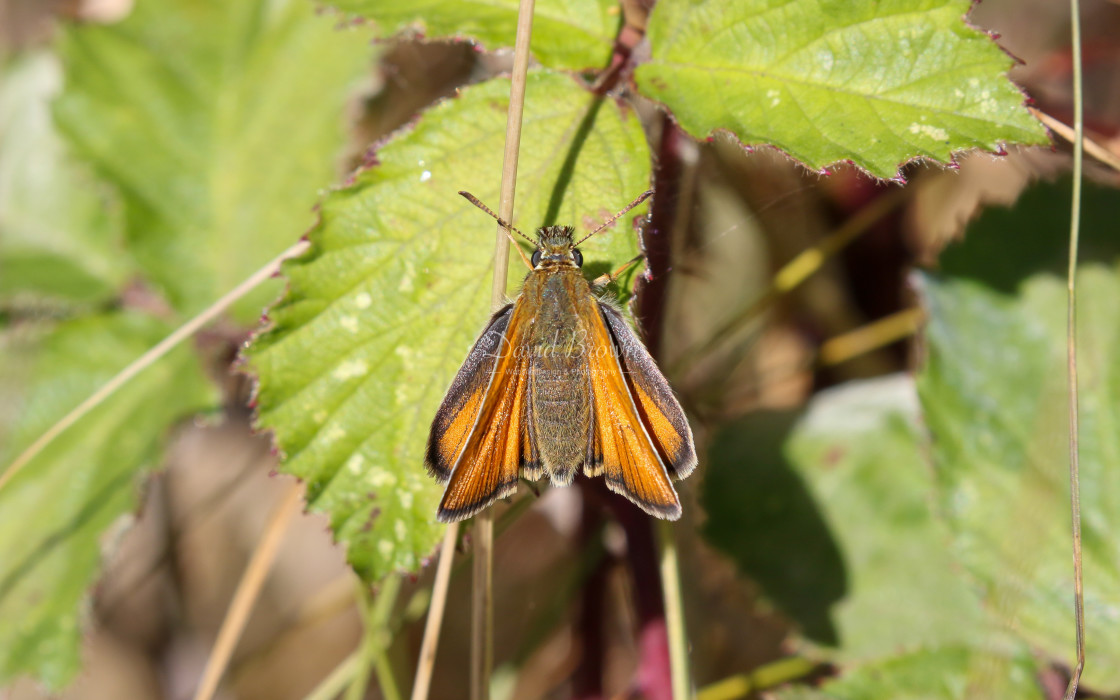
[193,483,304,700]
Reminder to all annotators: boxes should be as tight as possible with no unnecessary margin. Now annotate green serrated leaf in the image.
[328,0,619,70]
[0,313,216,689]
[635,0,1048,178]
[774,647,1044,700]
[52,0,373,319]
[702,376,1030,670]
[0,52,128,309]
[917,182,1120,691]
[244,69,651,581]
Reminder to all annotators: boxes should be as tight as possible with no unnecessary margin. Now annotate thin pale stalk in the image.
[411,522,460,700]
[669,188,906,377]
[817,308,924,367]
[193,483,304,700]
[1030,108,1120,174]
[1063,0,1086,697]
[470,513,495,700]
[472,1,537,699]
[303,651,362,700]
[491,0,537,297]
[657,520,689,699]
[0,240,310,494]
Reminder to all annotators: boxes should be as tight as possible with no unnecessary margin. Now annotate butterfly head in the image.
[531,226,583,269]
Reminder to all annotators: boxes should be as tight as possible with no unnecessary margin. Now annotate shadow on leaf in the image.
[701,411,846,645]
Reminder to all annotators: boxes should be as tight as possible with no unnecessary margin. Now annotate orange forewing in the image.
[432,304,534,522]
[585,303,682,519]
[425,304,513,482]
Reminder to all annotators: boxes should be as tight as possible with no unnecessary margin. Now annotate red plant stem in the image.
[635,114,686,355]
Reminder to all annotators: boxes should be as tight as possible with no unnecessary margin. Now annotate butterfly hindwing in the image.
[584,302,681,520]
[600,304,697,480]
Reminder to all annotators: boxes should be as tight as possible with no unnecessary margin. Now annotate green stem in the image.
[696,657,817,700]
[1063,0,1086,697]
[303,651,361,700]
[374,647,403,700]
[347,575,403,700]
[657,520,690,699]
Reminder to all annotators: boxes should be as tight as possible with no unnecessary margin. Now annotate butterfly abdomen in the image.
[523,270,595,484]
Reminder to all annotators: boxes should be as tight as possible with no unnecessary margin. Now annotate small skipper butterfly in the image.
[425,191,697,522]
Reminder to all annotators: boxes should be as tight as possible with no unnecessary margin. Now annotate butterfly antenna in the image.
[574,189,654,246]
[459,191,536,246]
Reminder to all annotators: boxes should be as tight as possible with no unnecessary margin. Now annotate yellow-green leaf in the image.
[328,0,620,70]
[53,0,373,318]
[244,70,652,581]
[635,0,1048,178]
[0,314,215,688]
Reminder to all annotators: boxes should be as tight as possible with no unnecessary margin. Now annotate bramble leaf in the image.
[0,314,215,688]
[917,180,1120,691]
[53,0,373,319]
[704,377,1022,658]
[0,52,127,310]
[775,647,1043,700]
[327,0,619,70]
[244,70,652,581]
[635,0,1048,178]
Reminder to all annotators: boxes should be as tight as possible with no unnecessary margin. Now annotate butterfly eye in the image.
[531,249,542,267]
[572,248,583,267]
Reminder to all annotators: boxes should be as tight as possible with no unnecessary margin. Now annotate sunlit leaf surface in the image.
[328,0,619,70]
[0,52,127,309]
[918,180,1120,691]
[53,0,372,319]
[636,0,1047,178]
[704,376,1039,692]
[245,70,652,581]
[776,647,1043,700]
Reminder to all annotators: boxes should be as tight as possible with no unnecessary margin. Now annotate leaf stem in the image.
[193,482,303,700]
[1063,0,1086,696]
[473,1,537,698]
[303,650,361,700]
[410,522,460,700]
[0,239,310,494]
[471,514,495,700]
[657,520,690,699]
[817,308,924,367]
[371,576,405,700]
[1030,108,1120,174]
[347,574,404,700]
[695,657,817,700]
[492,0,537,289]
[668,188,906,378]
[374,650,404,700]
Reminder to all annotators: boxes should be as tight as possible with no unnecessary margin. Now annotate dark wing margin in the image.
[425,303,514,482]
[599,303,697,480]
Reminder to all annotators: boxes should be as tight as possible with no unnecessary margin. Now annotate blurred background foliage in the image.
[1,0,1119,698]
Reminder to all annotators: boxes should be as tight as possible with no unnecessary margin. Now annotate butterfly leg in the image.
[592,254,645,287]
